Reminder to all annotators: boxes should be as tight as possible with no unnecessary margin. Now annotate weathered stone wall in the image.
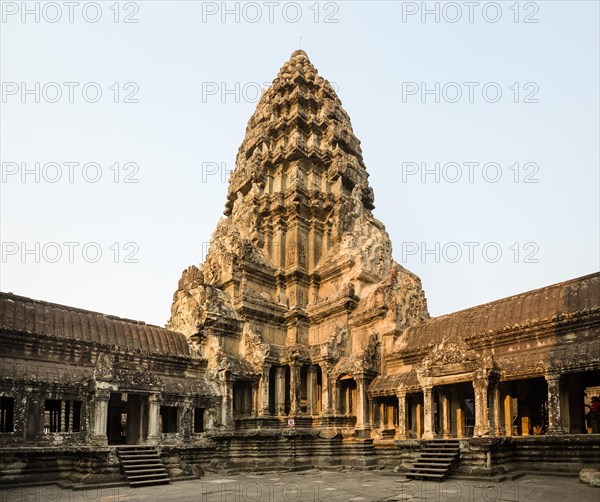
[2,435,600,487]
[0,447,121,487]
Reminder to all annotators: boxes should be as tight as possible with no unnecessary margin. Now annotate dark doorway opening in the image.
[107,392,148,445]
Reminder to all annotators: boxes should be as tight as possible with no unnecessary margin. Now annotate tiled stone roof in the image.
[397,272,600,350]
[0,292,191,357]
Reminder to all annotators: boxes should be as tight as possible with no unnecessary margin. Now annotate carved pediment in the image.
[417,337,489,379]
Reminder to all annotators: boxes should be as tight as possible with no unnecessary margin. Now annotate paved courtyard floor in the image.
[1,470,598,502]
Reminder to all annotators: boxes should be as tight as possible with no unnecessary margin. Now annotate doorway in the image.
[107,392,148,445]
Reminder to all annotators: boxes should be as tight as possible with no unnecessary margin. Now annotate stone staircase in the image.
[116,446,170,487]
[406,439,460,481]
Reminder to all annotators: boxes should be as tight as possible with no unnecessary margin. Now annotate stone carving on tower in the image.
[167,50,429,421]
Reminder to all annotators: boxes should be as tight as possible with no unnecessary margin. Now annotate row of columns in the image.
[43,400,79,433]
[261,362,333,417]
[91,390,216,445]
[389,373,564,440]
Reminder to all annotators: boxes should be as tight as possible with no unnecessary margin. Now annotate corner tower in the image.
[168,50,428,428]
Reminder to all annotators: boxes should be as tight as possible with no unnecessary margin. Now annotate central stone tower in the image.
[168,50,428,431]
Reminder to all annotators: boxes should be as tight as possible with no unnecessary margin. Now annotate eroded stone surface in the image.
[167,49,428,417]
[580,468,600,487]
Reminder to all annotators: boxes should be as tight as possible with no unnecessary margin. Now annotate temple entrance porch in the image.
[434,382,475,439]
[106,393,149,445]
[499,377,548,436]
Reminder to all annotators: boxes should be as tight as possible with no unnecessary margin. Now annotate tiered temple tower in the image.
[168,50,428,432]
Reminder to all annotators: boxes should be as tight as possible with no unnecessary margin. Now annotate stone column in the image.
[260,364,271,416]
[441,391,451,438]
[206,405,218,430]
[222,378,234,427]
[92,389,110,445]
[68,401,74,432]
[307,366,318,415]
[456,407,465,438]
[345,384,351,415]
[355,376,370,430]
[290,363,301,415]
[379,401,386,430]
[251,381,259,417]
[275,366,286,416]
[182,399,193,443]
[396,391,410,439]
[60,400,66,432]
[422,386,435,440]
[147,394,161,444]
[504,393,513,436]
[490,380,501,436]
[473,379,490,437]
[320,364,330,414]
[331,378,339,415]
[546,373,563,435]
[415,403,424,439]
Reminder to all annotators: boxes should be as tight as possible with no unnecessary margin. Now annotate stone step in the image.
[117,452,158,458]
[123,460,164,469]
[116,446,170,488]
[408,466,448,474]
[406,472,445,481]
[127,465,167,475]
[414,461,454,468]
[120,458,162,464]
[129,479,170,488]
[126,472,169,480]
[407,439,461,482]
[420,452,457,457]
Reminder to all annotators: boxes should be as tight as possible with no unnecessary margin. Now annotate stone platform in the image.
[1,470,599,501]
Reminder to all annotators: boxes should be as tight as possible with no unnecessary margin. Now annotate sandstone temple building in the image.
[1,50,599,487]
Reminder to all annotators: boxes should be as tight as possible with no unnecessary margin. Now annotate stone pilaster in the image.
[275,366,286,416]
[91,388,110,445]
[331,379,339,415]
[490,379,501,436]
[222,378,234,427]
[473,378,490,437]
[320,364,330,414]
[290,362,301,415]
[422,386,435,440]
[147,394,161,444]
[441,391,451,438]
[260,364,271,416]
[546,373,563,435]
[379,401,386,430]
[396,391,410,439]
[307,366,318,415]
[251,381,259,417]
[355,376,370,431]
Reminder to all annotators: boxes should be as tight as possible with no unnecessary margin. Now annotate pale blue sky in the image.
[1,1,599,326]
